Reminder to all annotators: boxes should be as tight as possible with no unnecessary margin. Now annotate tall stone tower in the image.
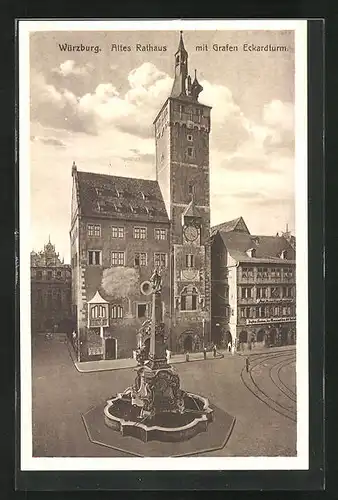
[153,32,212,352]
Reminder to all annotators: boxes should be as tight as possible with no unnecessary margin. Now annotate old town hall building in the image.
[70,33,211,361]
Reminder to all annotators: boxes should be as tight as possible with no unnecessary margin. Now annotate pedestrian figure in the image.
[203,347,207,360]
[213,344,217,358]
[228,341,231,352]
[245,356,250,373]
[185,352,190,362]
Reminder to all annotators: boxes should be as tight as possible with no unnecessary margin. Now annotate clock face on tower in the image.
[184,225,198,242]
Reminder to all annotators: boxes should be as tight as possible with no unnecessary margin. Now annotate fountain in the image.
[103,268,214,443]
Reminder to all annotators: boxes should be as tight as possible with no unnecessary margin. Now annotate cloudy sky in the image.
[29,29,295,262]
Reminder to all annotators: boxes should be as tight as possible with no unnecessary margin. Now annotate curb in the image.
[67,340,224,373]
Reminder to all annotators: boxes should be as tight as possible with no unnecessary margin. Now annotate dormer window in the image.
[280,250,288,259]
[246,248,256,258]
[176,55,180,65]
[116,189,121,198]
[187,134,193,142]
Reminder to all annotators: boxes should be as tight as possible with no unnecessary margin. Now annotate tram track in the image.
[240,350,297,423]
[269,357,297,404]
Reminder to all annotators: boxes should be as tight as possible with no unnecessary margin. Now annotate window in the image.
[36,270,42,280]
[91,305,107,319]
[134,227,146,239]
[154,228,167,240]
[281,250,288,259]
[257,287,267,299]
[180,286,198,311]
[112,226,124,238]
[47,270,53,280]
[187,147,194,158]
[88,250,101,265]
[242,267,254,278]
[187,134,193,142]
[134,252,147,266]
[111,251,124,266]
[87,223,101,237]
[188,184,194,196]
[137,304,147,318]
[263,268,268,277]
[185,254,195,268]
[270,287,280,298]
[240,307,251,318]
[111,305,123,319]
[241,287,252,299]
[271,268,281,278]
[154,253,167,268]
[256,306,266,318]
[56,270,62,278]
[282,286,293,298]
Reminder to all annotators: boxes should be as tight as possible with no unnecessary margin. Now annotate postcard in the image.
[18,19,308,472]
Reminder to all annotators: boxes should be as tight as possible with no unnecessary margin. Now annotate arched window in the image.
[180,286,198,311]
[91,305,107,319]
[111,305,123,319]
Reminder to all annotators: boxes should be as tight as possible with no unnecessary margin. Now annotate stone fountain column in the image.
[148,288,167,370]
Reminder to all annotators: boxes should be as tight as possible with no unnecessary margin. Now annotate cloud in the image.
[219,155,276,173]
[52,60,94,77]
[263,100,294,131]
[30,71,97,134]
[31,135,66,147]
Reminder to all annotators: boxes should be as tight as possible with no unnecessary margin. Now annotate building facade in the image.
[70,33,211,361]
[31,239,72,333]
[211,217,296,349]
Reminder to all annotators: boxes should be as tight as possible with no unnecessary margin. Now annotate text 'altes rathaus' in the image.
[69,32,296,362]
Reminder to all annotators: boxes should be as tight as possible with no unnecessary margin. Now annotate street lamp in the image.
[202,318,206,348]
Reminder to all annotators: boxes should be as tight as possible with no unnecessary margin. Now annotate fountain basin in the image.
[104,391,214,443]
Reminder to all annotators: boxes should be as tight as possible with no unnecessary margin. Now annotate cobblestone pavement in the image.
[31,335,296,457]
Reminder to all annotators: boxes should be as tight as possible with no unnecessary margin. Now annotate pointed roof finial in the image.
[177,30,187,53]
[72,160,77,176]
[48,234,51,243]
[286,222,289,233]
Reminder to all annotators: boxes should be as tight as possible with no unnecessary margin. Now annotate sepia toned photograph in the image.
[19,19,308,471]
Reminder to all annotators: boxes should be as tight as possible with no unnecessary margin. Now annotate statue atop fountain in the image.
[103,270,214,442]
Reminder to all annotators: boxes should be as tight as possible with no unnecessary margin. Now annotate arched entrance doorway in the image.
[280,327,288,346]
[239,330,247,343]
[257,329,265,343]
[183,335,193,352]
[225,331,232,351]
[269,328,277,346]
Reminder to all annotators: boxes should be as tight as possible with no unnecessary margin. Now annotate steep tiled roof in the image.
[76,170,169,222]
[219,231,296,264]
[211,216,249,235]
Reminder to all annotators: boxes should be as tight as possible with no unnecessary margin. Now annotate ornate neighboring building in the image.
[211,217,296,349]
[31,239,72,333]
[70,32,211,361]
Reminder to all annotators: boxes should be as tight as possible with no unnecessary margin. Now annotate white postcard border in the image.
[19,18,308,471]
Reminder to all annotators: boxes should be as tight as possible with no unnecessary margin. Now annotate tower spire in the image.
[171,31,189,98]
